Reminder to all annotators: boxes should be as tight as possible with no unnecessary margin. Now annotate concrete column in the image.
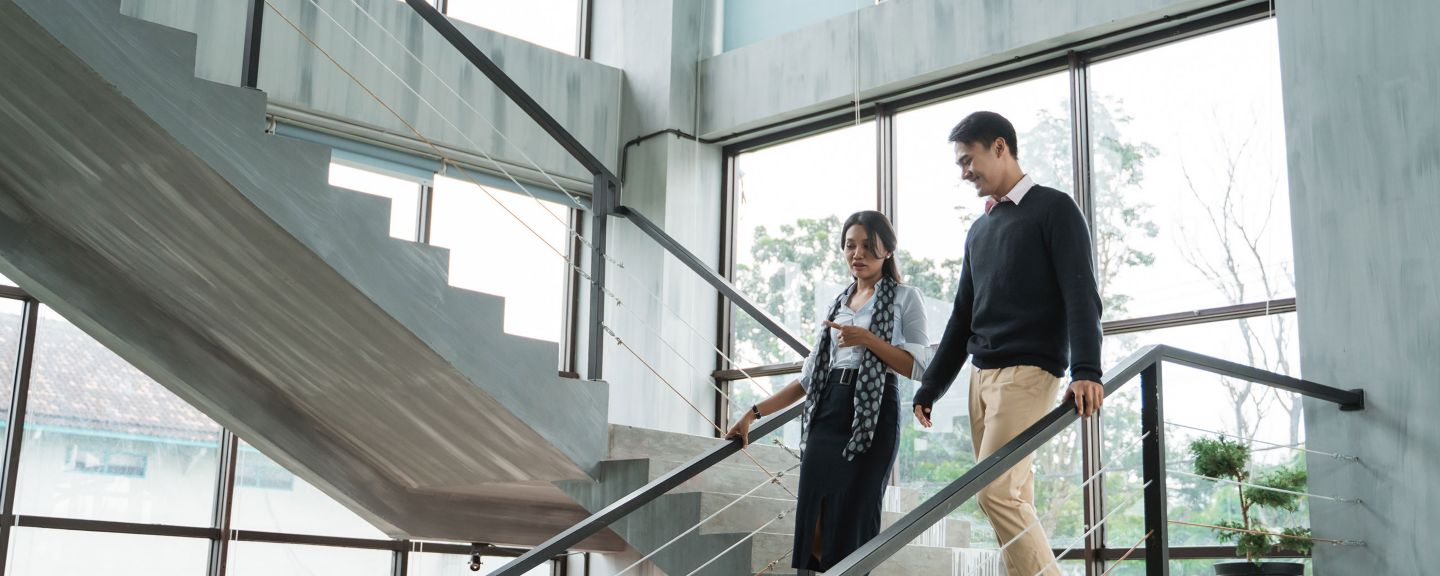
[591,0,726,437]
[1279,0,1440,573]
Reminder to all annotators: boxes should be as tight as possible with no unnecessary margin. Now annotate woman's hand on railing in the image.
[725,411,757,446]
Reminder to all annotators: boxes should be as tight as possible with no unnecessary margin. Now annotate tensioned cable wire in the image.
[321,0,783,398]
[754,548,793,575]
[263,0,792,491]
[602,325,797,493]
[610,462,801,576]
[1167,469,1357,503]
[272,6,794,497]
[1030,480,1151,576]
[293,0,781,408]
[1164,421,1357,461]
[1167,519,1363,546]
[1098,530,1152,576]
[685,507,793,576]
[996,431,1151,556]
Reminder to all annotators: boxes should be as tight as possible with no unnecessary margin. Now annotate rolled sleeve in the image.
[796,326,823,393]
[891,287,932,380]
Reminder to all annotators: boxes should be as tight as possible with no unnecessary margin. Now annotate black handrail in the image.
[822,344,1362,575]
[612,205,810,356]
[492,403,806,576]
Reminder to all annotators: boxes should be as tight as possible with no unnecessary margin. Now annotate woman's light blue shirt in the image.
[797,283,931,392]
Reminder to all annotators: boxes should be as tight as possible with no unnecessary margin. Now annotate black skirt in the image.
[792,369,901,572]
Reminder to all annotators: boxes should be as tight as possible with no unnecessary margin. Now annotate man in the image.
[912,111,1104,576]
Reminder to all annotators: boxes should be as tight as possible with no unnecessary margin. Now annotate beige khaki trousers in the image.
[969,365,1063,576]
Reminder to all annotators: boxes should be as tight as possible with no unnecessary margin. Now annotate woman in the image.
[726,210,930,573]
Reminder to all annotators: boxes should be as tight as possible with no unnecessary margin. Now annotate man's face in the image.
[954,139,1006,198]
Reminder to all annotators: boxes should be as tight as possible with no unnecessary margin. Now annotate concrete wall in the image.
[700,0,1217,137]
[591,0,726,437]
[721,0,862,53]
[1279,0,1440,572]
[122,0,622,186]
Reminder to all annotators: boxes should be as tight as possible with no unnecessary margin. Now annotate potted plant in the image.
[1188,436,1313,575]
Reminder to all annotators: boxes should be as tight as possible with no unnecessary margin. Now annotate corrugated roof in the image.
[0,310,221,444]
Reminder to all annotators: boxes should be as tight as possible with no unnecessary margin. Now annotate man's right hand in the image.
[725,413,755,446]
[913,405,933,428]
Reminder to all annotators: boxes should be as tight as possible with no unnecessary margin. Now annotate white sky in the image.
[435,0,581,55]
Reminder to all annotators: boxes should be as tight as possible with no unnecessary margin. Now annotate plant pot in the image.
[1214,562,1304,575]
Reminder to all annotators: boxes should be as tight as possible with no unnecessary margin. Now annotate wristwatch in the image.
[751,405,763,420]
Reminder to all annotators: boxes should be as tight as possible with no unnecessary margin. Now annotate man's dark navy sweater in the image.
[913,185,1103,408]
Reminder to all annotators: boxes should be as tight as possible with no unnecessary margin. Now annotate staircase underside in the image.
[0,0,619,550]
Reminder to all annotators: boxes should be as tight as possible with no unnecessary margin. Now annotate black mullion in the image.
[715,151,739,431]
[208,430,240,576]
[0,298,40,574]
[1069,52,1096,231]
[417,183,434,244]
[876,103,896,225]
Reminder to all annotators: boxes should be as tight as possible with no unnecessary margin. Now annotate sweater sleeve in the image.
[1047,195,1104,382]
[914,247,975,408]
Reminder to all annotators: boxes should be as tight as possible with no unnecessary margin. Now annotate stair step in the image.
[609,424,799,471]
[748,531,958,576]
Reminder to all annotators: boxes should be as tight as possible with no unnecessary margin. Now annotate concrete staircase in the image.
[0,0,614,548]
[561,425,981,575]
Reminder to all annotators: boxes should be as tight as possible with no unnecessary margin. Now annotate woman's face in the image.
[843,224,890,283]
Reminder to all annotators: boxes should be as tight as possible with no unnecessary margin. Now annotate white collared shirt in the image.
[997,174,1035,206]
[797,283,932,391]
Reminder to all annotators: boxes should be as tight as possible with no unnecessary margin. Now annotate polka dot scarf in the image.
[800,276,897,461]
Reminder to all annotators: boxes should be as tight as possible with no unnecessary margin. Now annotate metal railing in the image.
[238,4,1365,575]
[822,344,1362,576]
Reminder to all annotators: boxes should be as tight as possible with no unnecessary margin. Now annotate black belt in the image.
[825,368,898,387]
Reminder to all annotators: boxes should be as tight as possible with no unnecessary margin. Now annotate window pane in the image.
[731,122,877,366]
[409,552,550,575]
[229,541,392,576]
[0,299,21,446]
[232,441,388,539]
[1090,20,1294,320]
[890,74,1079,560]
[429,174,570,344]
[15,306,222,526]
[6,527,209,576]
[1103,313,1308,548]
[895,71,1074,343]
[330,163,423,242]
[445,0,580,56]
[1,272,14,287]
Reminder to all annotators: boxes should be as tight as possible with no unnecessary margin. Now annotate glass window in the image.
[5,527,210,576]
[1,272,14,287]
[891,72,1079,556]
[15,306,222,526]
[232,441,388,538]
[1089,20,1294,320]
[409,552,551,575]
[330,163,424,242]
[0,299,21,445]
[894,72,1075,342]
[429,174,571,344]
[730,122,877,367]
[1102,313,1306,548]
[445,0,581,56]
[228,541,393,576]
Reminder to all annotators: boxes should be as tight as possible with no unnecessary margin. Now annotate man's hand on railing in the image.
[1065,379,1105,417]
[913,405,933,428]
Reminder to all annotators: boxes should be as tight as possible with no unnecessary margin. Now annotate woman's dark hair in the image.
[840,211,903,283]
[948,110,1019,159]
